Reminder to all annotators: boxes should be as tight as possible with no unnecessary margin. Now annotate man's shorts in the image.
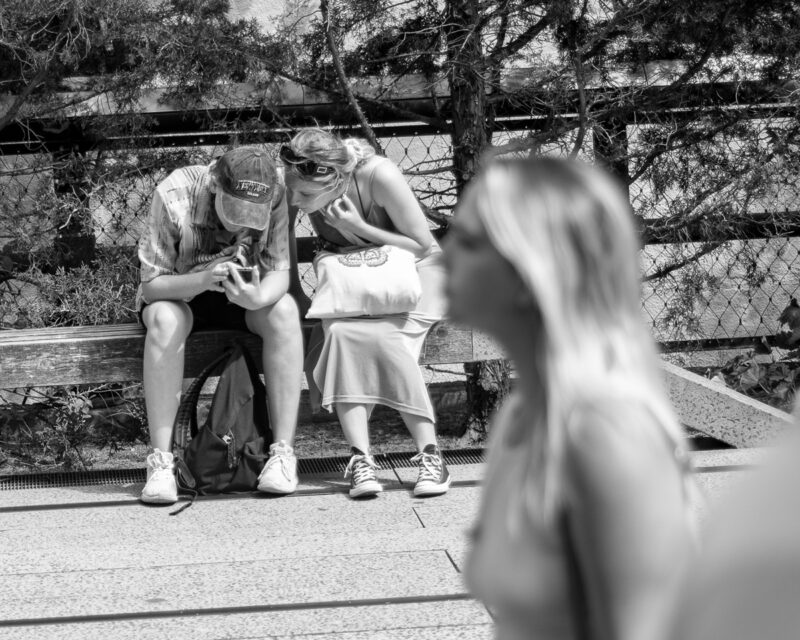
[140,291,251,334]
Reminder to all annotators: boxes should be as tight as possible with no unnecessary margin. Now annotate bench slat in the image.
[0,320,489,389]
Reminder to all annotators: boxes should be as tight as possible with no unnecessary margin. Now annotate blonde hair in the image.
[285,128,376,185]
[472,157,686,523]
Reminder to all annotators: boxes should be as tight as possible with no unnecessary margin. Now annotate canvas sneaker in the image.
[257,440,299,494]
[140,448,178,504]
[411,444,451,497]
[344,447,382,498]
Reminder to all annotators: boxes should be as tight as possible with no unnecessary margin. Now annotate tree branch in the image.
[261,61,450,130]
[487,120,581,157]
[643,242,724,282]
[569,51,588,158]
[0,66,50,132]
[320,0,384,153]
[580,2,657,60]
[627,113,738,184]
[487,8,554,67]
[671,7,735,88]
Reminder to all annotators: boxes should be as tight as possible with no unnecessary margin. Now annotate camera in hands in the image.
[228,265,256,284]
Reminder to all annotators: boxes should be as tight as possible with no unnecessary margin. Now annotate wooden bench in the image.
[0,237,496,390]
[0,320,483,389]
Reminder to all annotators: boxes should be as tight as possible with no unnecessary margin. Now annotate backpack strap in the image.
[169,476,197,516]
[171,345,234,452]
[169,344,236,515]
[234,339,272,439]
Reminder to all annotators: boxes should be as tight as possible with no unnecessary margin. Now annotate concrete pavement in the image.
[0,448,761,639]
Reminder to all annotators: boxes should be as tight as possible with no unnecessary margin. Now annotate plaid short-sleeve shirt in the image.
[136,164,290,310]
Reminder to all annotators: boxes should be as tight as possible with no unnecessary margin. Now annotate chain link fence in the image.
[2,128,800,369]
[643,239,800,357]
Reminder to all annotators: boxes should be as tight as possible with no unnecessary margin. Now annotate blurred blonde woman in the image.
[444,156,698,640]
[281,129,450,499]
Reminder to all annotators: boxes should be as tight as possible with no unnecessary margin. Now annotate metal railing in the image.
[2,120,799,359]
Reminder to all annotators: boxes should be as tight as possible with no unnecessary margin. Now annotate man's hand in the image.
[204,263,230,293]
[222,263,264,310]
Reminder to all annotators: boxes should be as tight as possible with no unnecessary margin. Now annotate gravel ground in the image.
[0,386,474,475]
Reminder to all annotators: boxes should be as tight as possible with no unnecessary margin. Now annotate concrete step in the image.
[1,600,493,640]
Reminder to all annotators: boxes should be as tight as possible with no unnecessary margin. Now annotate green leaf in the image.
[738,361,761,390]
[773,381,792,401]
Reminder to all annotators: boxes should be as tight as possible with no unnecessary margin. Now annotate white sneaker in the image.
[140,449,178,504]
[257,440,299,494]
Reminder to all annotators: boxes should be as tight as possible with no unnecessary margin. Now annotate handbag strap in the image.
[351,164,382,246]
[560,510,592,640]
[331,172,375,247]
[353,172,366,214]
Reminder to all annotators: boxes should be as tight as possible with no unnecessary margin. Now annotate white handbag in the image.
[306,244,422,319]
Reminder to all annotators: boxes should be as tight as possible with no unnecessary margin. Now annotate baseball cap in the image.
[213,146,277,231]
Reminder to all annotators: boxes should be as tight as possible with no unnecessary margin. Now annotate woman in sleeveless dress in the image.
[281,129,451,499]
[443,156,699,639]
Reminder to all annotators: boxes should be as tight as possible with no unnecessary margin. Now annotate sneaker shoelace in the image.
[410,451,442,483]
[265,448,294,481]
[148,467,174,482]
[146,449,173,474]
[344,454,379,485]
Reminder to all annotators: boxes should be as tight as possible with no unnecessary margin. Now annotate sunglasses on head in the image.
[279,145,336,177]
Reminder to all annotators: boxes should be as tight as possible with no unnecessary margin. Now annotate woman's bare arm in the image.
[322,159,433,257]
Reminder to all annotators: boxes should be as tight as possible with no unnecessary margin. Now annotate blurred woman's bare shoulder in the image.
[567,394,664,441]
[563,396,682,495]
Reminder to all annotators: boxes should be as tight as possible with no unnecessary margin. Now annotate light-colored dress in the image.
[466,392,698,640]
[303,159,447,421]
[465,395,579,640]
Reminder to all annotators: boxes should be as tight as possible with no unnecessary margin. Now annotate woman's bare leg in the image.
[336,402,375,452]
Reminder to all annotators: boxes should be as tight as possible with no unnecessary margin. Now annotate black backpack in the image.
[170,341,272,514]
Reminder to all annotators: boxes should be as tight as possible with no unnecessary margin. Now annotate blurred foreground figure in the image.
[671,417,800,640]
[443,156,699,640]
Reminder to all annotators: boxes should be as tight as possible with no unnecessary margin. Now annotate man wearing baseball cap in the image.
[136,145,303,505]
